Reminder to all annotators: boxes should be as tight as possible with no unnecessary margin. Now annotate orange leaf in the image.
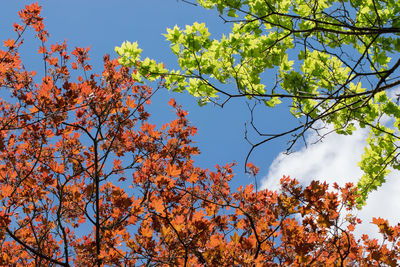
[230,232,239,243]
[209,234,221,248]
[141,227,153,238]
[3,39,15,48]
[168,98,176,107]
[46,56,58,66]
[1,184,13,198]
[54,163,64,173]
[126,96,136,109]
[113,159,122,170]
[153,198,164,214]
[189,173,198,183]
[166,164,180,177]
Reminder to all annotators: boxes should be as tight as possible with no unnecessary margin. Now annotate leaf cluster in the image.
[117,0,400,203]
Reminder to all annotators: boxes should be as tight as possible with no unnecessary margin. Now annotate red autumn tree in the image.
[0,3,399,266]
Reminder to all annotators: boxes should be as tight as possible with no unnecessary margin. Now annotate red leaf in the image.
[3,39,15,48]
[166,164,181,177]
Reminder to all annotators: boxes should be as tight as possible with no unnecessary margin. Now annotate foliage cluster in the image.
[116,0,400,205]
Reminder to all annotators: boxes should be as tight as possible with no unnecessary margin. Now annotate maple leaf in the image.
[173,215,185,232]
[153,198,164,214]
[189,173,198,183]
[46,56,58,66]
[141,226,153,238]
[3,38,15,48]
[166,163,181,177]
[168,98,176,107]
[126,96,136,109]
[113,159,122,170]
[0,184,13,198]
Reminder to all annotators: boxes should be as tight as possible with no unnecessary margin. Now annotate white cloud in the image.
[262,124,400,240]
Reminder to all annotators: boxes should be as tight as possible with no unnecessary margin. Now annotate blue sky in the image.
[2,1,399,236]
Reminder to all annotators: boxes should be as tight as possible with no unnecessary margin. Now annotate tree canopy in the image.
[0,2,400,266]
[116,0,400,205]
